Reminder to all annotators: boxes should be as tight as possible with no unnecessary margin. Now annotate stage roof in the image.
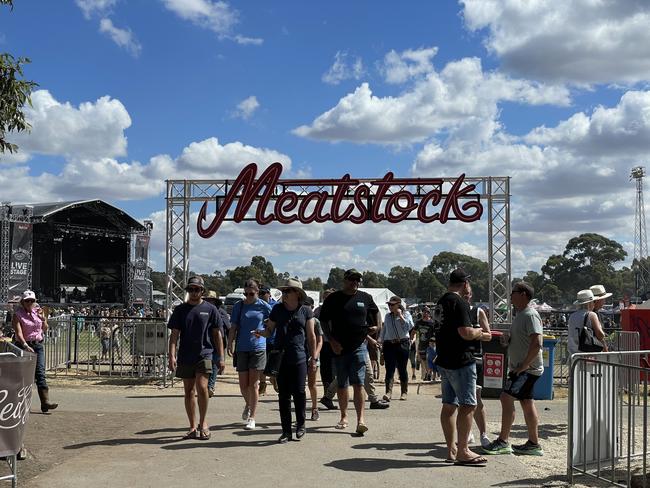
[10,200,145,233]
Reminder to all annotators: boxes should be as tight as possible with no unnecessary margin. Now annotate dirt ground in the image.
[0,374,645,488]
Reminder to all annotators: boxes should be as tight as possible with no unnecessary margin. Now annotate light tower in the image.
[631,166,649,298]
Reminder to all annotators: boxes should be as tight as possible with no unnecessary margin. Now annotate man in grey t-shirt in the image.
[483,281,544,457]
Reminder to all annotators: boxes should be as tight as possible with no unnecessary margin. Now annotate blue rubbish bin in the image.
[533,335,557,400]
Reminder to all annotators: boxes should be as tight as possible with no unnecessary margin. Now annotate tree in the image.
[387,266,419,298]
[362,271,388,288]
[302,277,323,291]
[427,252,489,301]
[326,267,345,290]
[1,1,38,154]
[250,256,278,286]
[416,269,445,303]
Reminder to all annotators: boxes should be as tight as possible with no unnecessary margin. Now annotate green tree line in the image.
[151,233,638,305]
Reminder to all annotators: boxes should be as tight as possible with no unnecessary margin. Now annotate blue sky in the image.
[2,0,650,280]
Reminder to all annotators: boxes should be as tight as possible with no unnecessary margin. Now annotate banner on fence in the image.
[0,352,36,457]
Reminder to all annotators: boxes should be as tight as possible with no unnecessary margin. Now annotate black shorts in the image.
[503,371,540,400]
[175,359,212,379]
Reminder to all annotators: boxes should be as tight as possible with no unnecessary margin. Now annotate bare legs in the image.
[238,369,261,419]
[182,373,210,432]
[440,402,479,462]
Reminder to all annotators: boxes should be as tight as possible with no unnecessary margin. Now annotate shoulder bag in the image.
[264,308,297,377]
[578,312,604,353]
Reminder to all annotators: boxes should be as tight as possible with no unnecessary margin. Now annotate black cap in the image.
[449,268,470,284]
[259,286,270,294]
[344,269,362,281]
[186,276,205,289]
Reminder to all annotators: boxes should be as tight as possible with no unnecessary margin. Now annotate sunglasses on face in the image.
[186,287,202,293]
[244,292,257,297]
[24,299,35,303]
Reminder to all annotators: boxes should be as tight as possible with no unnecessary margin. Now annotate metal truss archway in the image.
[166,174,511,324]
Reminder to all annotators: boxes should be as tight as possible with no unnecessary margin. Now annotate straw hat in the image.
[278,278,307,303]
[574,289,595,305]
[590,285,613,300]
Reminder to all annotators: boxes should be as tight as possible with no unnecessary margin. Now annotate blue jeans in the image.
[208,352,221,390]
[29,341,47,389]
[438,362,477,406]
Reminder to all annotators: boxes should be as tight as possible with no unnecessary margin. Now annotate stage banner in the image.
[8,222,32,294]
[0,345,36,457]
[133,234,150,282]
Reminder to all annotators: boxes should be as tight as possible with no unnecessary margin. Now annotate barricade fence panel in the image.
[44,316,170,384]
[568,351,650,488]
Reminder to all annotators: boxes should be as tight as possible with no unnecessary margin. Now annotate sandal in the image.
[199,428,211,440]
[335,419,349,430]
[182,429,197,440]
[356,422,368,435]
[454,456,487,466]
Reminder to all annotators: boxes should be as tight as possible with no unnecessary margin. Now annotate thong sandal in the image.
[454,456,487,466]
[355,422,368,435]
[335,419,349,430]
[182,429,197,440]
[199,428,211,440]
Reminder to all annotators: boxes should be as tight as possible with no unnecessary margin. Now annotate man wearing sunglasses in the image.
[319,269,381,435]
[168,276,225,440]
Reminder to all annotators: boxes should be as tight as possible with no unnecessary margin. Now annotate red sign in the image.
[197,163,483,238]
[483,353,504,389]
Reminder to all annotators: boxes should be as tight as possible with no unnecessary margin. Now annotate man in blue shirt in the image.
[168,276,225,441]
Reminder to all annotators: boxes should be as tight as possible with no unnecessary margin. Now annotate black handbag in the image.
[578,312,604,353]
[264,346,284,377]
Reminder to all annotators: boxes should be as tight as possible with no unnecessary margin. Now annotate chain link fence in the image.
[44,315,170,384]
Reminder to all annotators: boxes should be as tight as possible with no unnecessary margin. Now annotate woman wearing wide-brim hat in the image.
[12,290,59,413]
[567,289,608,356]
[253,278,317,443]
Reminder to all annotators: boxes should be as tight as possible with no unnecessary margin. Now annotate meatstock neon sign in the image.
[197,163,483,238]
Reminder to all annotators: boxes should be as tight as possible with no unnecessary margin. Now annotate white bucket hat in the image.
[590,284,613,300]
[574,289,595,305]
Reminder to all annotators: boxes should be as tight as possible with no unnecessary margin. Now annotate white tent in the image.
[536,302,555,312]
[359,287,401,322]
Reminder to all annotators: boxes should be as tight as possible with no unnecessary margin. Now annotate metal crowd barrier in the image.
[568,351,650,487]
[44,316,170,385]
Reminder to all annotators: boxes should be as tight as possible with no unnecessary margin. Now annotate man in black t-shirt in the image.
[319,269,380,435]
[168,276,225,441]
[434,269,488,465]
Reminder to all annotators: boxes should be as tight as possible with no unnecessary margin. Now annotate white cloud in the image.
[161,0,262,45]
[75,0,117,19]
[379,46,438,84]
[461,0,650,84]
[99,18,142,57]
[1,90,131,161]
[233,95,259,120]
[322,51,364,85]
[296,57,569,144]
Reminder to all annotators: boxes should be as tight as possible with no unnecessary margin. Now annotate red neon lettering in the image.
[197,164,482,238]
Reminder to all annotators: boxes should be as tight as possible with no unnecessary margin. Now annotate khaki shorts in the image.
[175,358,212,379]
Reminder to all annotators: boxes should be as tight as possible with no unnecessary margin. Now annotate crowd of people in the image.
[165,267,616,464]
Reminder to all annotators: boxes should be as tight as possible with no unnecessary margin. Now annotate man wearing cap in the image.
[434,269,489,465]
[483,281,544,456]
[319,269,381,434]
[168,276,225,440]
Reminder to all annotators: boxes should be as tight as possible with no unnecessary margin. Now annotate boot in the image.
[383,380,393,402]
[37,387,58,414]
[400,380,408,401]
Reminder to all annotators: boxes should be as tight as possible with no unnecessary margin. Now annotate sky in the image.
[2,0,650,280]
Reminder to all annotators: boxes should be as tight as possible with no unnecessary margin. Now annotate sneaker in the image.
[482,438,513,455]
[242,405,250,421]
[278,433,291,444]
[319,397,336,410]
[512,440,544,456]
[468,431,475,444]
[480,434,491,449]
[244,418,256,430]
[208,388,215,398]
[311,409,320,421]
[296,426,306,439]
[369,400,389,410]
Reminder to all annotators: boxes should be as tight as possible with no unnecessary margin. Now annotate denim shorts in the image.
[438,362,477,406]
[333,344,367,388]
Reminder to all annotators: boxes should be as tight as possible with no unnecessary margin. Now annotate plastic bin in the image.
[481,330,508,398]
[532,335,557,400]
